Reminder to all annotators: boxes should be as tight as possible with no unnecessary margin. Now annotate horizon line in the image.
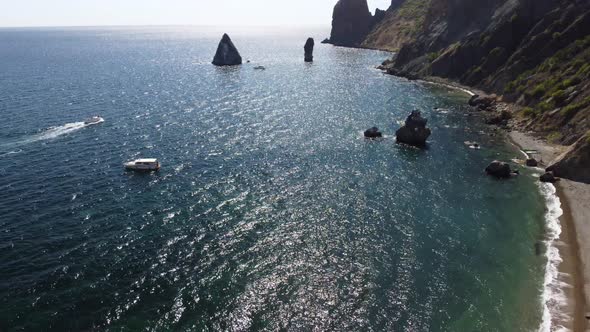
[0,23,332,30]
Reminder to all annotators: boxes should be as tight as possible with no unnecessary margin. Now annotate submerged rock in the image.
[395,110,431,146]
[304,38,315,62]
[212,34,242,66]
[485,160,512,179]
[364,127,383,138]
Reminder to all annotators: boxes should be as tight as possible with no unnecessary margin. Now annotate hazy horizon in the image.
[0,0,391,28]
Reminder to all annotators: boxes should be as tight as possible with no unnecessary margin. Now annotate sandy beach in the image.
[417,75,590,331]
[509,131,590,332]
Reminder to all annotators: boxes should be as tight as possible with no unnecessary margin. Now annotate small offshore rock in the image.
[526,158,539,167]
[485,160,512,179]
[364,127,383,138]
[254,66,266,70]
[395,110,431,147]
[540,171,560,183]
[304,38,315,62]
[212,33,242,66]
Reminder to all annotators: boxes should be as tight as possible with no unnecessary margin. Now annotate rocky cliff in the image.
[328,0,590,182]
[328,0,386,47]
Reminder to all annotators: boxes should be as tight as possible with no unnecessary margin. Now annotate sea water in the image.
[0,26,552,331]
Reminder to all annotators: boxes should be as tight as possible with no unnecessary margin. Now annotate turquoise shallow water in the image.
[0,26,549,331]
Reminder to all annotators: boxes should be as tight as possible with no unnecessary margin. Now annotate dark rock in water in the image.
[321,38,331,44]
[364,127,383,138]
[540,171,560,183]
[485,160,512,178]
[254,66,266,70]
[395,110,431,147]
[212,34,242,66]
[526,158,539,167]
[329,0,373,47]
[304,38,315,62]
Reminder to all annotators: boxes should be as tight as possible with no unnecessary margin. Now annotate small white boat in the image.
[84,116,104,125]
[124,158,161,172]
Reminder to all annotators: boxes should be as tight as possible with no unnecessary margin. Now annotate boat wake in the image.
[29,122,88,142]
[0,121,100,151]
[538,183,569,332]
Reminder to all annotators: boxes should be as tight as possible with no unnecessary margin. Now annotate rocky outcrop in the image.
[304,38,314,62]
[364,127,383,138]
[212,34,242,66]
[396,110,431,146]
[547,134,590,184]
[540,171,560,183]
[485,161,513,179]
[485,110,512,126]
[468,95,496,109]
[329,0,374,47]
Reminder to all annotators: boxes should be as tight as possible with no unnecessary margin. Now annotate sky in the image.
[0,0,391,28]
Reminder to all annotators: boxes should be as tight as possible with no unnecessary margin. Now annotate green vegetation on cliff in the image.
[362,0,431,51]
[369,0,590,146]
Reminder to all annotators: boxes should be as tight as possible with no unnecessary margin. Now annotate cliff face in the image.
[384,0,590,146]
[329,0,375,47]
[328,0,590,181]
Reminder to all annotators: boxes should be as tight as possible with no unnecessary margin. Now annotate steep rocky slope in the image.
[380,0,590,146]
[327,0,590,182]
[361,0,431,51]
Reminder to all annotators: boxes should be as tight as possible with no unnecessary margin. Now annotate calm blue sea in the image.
[0,26,549,331]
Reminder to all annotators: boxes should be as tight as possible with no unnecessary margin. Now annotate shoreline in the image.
[509,132,588,332]
[407,74,590,331]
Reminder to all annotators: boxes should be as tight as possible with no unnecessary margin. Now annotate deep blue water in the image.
[0,26,548,331]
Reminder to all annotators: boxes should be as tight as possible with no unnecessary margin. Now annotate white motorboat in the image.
[84,116,104,125]
[124,158,161,172]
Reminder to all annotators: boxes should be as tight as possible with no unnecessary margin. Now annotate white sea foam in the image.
[538,183,569,332]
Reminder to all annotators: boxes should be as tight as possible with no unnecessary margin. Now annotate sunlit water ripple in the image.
[0,27,548,331]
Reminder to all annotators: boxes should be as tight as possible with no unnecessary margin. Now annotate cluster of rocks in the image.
[395,110,431,146]
[363,111,431,147]
[212,34,316,66]
[485,157,563,183]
